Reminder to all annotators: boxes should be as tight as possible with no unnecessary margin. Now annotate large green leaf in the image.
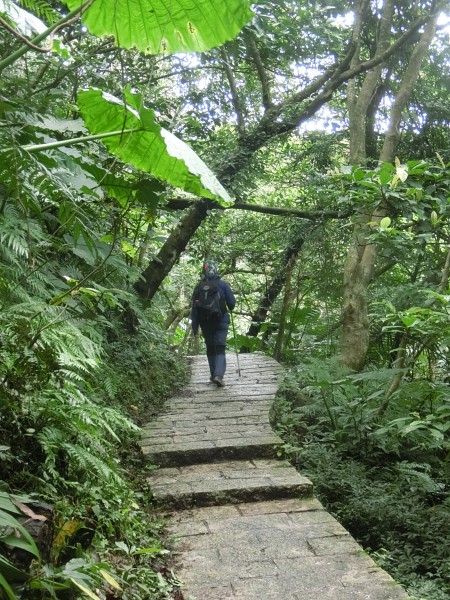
[77,88,231,204]
[65,0,253,54]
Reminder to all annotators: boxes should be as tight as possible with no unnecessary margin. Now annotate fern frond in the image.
[103,376,118,399]
[16,0,58,24]
[34,385,138,487]
[64,442,126,484]
[0,213,30,258]
[394,461,441,493]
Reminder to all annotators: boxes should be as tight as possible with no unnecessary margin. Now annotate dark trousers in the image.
[200,313,230,378]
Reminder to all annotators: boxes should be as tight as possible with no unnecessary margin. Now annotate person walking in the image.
[191,260,236,386]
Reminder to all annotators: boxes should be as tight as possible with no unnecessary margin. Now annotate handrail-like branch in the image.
[165,197,352,220]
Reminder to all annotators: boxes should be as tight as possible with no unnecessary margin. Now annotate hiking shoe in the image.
[213,376,225,387]
[209,376,215,383]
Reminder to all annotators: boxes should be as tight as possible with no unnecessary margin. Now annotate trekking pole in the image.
[230,311,242,378]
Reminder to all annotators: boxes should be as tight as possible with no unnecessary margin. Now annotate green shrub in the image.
[95,323,188,422]
[272,359,450,599]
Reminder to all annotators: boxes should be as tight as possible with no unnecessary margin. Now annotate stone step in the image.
[142,422,274,442]
[141,353,411,599]
[183,386,279,397]
[166,394,276,407]
[148,459,313,509]
[170,498,410,600]
[142,432,282,468]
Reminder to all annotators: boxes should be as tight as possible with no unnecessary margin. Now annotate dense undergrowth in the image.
[1,316,188,600]
[271,357,450,600]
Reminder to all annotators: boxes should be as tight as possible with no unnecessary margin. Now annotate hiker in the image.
[191,260,236,386]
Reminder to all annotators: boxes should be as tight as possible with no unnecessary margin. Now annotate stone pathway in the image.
[141,353,410,600]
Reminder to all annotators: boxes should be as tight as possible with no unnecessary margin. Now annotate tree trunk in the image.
[285,270,308,350]
[340,9,439,371]
[379,12,440,162]
[347,0,394,164]
[137,222,154,268]
[241,236,304,352]
[341,236,377,370]
[134,200,209,301]
[273,253,295,361]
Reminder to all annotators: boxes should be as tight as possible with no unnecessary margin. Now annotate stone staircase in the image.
[141,353,410,600]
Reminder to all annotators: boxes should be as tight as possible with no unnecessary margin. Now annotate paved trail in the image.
[141,353,409,600]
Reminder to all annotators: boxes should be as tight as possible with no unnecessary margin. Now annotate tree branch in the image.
[165,197,352,220]
[278,12,430,133]
[0,0,94,72]
[244,30,272,110]
[31,41,116,95]
[219,12,433,183]
[230,203,351,220]
[220,46,246,137]
[380,10,440,162]
[0,16,51,53]
[348,0,393,163]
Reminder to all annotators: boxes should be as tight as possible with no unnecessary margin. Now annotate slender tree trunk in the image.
[436,245,450,295]
[134,200,209,300]
[137,222,153,267]
[340,10,439,371]
[164,308,190,332]
[241,236,304,352]
[348,0,393,164]
[273,254,295,361]
[365,82,389,159]
[341,234,377,370]
[167,309,191,347]
[379,12,440,162]
[285,270,307,349]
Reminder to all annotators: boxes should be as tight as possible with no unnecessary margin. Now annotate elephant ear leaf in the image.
[65,0,253,54]
[77,88,231,204]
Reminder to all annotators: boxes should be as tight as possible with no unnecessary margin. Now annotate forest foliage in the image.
[1,0,450,598]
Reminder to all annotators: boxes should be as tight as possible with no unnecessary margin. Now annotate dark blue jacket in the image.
[191,275,236,335]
